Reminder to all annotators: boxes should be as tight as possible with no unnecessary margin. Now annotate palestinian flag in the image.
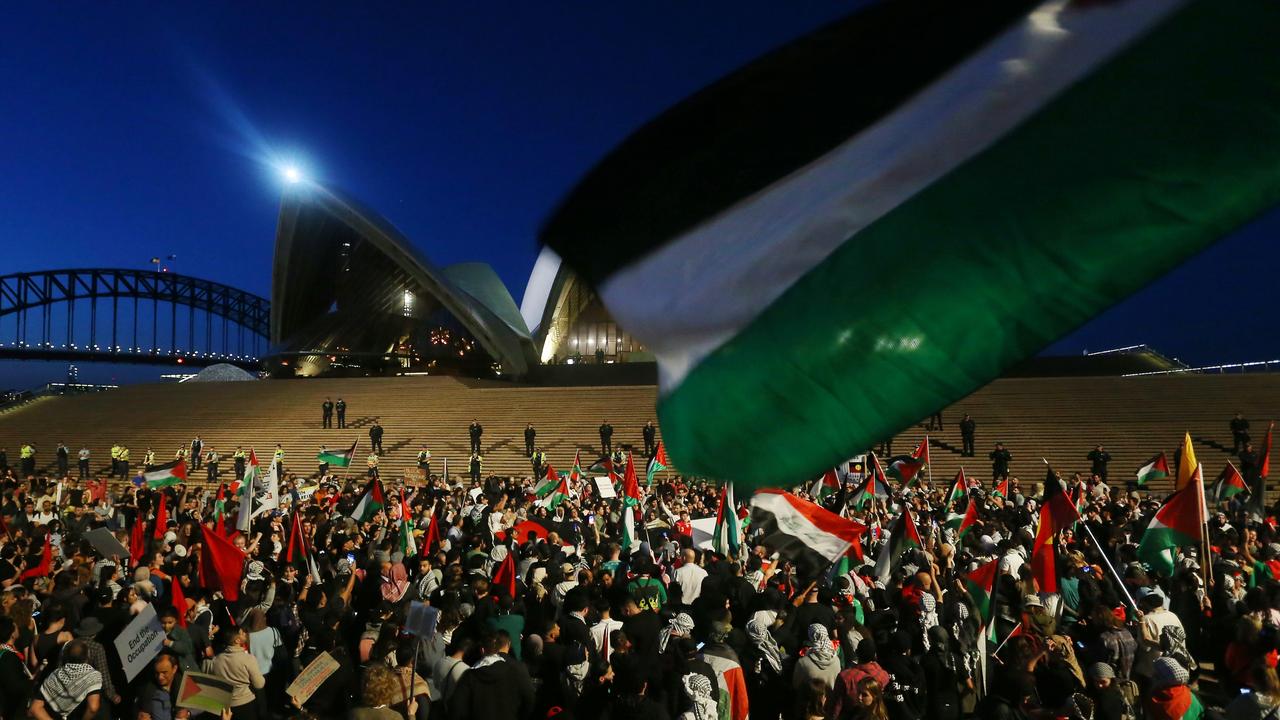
[241,450,260,494]
[570,449,584,483]
[1216,461,1248,501]
[143,459,187,489]
[964,558,999,625]
[704,652,750,720]
[1137,452,1171,486]
[852,455,893,509]
[177,670,235,713]
[1138,465,1206,576]
[888,438,930,487]
[537,473,571,510]
[953,498,980,540]
[317,440,358,468]
[945,468,968,507]
[350,478,385,522]
[620,503,638,553]
[874,508,922,583]
[539,0,1280,492]
[992,478,1011,500]
[621,452,642,506]
[1176,433,1198,491]
[750,489,865,572]
[1030,466,1080,593]
[399,488,417,559]
[533,465,559,498]
[589,456,612,474]
[713,482,742,557]
[286,510,320,582]
[646,442,670,485]
[810,468,841,500]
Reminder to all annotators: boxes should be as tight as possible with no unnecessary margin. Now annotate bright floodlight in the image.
[283,166,302,183]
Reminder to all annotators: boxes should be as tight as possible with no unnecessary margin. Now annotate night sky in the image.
[2,3,1277,388]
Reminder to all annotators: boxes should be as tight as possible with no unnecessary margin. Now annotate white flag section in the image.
[690,516,717,551]
[237,461,280,531]
[116,604,165,681]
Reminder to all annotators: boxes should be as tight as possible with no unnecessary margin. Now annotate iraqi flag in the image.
[539,0,1280,492]
[750,489,865,572]
[318,440,358,468]
[350,478,386,522]
[874,509,922,583]
[1136,452,1171,486]
[143,459,187,489]
[1216,461,1248,501]
[1138,465,1206,576]
[712,482,742,558]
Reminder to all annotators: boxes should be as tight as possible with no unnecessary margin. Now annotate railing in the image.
[1122,359,1280,377]
[0,382,118,414]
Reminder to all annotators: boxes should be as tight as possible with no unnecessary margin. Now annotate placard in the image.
[287,651,340,705]
[176,670,234,712]
[405,601,439,638]
[115,604,165,681]
[84,527,130,560]
[593,477,616,499]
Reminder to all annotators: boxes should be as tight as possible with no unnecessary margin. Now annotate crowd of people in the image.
[0,414,1274,720]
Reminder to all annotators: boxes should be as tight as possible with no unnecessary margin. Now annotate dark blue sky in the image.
[1,3,1277,387]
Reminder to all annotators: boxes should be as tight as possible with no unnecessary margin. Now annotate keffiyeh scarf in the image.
[658,613,695,654]
[747,617,782,675]
[41,663,102,717]
[682,673,718,720]
[805,624,836,669]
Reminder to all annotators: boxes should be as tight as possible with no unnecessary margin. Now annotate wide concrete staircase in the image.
[0,373,1275,497]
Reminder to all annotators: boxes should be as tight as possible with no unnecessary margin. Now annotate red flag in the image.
[153,492,168,539]
[200,524,246,601]
[493,551,517,599]
[170,576,188,627]
[20,532,53,581]
[1262,421,1274,479]
[1030,466,1077,593]
[131,511,148,566]
[622,452,642,504]
[912,437,930,467]
[423,505,441,554]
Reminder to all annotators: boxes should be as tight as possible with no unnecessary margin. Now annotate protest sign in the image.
[84,527,129,559]
[287,651,340,705]
[176,670,234,713]
[115,604,165,681]
[593,477,617,499]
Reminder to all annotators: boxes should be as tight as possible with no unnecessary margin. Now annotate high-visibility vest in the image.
[175,448,186,459]
[119,448,129,461]
[233,450,245,460]
[274,449,285,463]
[144,451,155,465]
[206,451,218,463]
[533,452,546,466]
[20,445,34,459]
[110,445,121,460]
[417,451,431,463]
[367,454,379,468]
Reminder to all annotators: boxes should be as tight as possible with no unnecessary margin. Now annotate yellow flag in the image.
[1175,432,1198,490]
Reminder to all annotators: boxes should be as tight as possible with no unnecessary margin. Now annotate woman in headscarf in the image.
[677,672,719,720]
[920,625,962,720]
[744,614,787,720]
[381,562,410,604]
[793,624,840,691]
[1145,657,1204,720]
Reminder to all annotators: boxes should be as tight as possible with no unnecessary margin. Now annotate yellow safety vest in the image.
[367,454,379,468]
[233,450,245,460]
[417,451,431,463]
[20,445,34,459]
[144,451,155,465]
[110,445,121,460]
[274,449,285,463]
[119,448,129,461]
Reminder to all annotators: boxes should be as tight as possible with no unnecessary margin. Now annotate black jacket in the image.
[470,423,483,439]
[449,654,534,720]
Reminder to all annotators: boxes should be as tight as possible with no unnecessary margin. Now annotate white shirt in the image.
[590,618,624,661]
[674,562,708,604]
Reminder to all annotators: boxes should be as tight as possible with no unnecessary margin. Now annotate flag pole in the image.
[1079,521,1139,614]
[926,435,932,488]
[1194,464,1214,590]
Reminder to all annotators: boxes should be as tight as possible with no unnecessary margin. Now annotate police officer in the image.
[960,414,977,457]
[78,446,90,479]
[56,443,69,477]
[110,443,121,477]
[642,421,657,457]
[273,444,285,477]
[143,447,156,472]
[335,397,347,428]
[469,452,483,484]
[524,424,537,457]
[469,419,483,454]
[322,398,334,429]
[190,436,203,471]
[989,442,1012,481]
[1087,444,1111,482]
[416,446,432,479]
[369,421,384,454]
[531,447,547,478]
[233,447,246,480]
[367,452,380,479]
[174,445,187,463]
[599,420,614,455]
[206,447,219,483]
[1232,412,1251,453]
[117,445,130,481]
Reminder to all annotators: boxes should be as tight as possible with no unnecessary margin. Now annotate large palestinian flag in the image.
[1138,466,1206,576]
[539,0,1280,491]
[750,489,865,571]
[143,459,187,489]
[350,478,385,522]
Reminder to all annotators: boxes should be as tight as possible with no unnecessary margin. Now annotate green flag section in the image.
[1137,453,1170,486]
[144,459,188,489]
[540,0,1280,491]
[646,442,670,485]
[537,474,571,510]
[350,479,385,522]
[992,479,1011,500]
[964,558,999,625]
[177,670,234,713]
[713,482,742,558]
[1216,462,1248,501]
[399,489,417,558]
[874,509,922,583]
[1138,468,1206,576]
[318,440,358,468]
[810,468,841,500]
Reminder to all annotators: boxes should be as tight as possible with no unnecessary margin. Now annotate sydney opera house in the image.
[270,183,650,379]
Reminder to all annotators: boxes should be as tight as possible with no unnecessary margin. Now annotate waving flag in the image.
[317,440,358,469]
[1137,452,1170,486]
[809,468,841,500]
[1216,461,1248,501]
[992,478,1011,500]
[964,558,999,624]
[153,493,168,538]
[350,478,385,522]
[570,449,584,483]
[945,468,968,507]
[540,0,1280,491]
[646,442,670,486]
[286,510,320,582]
[874,509,922,583]
[1176,433,1198,491]
[621,452,642,506]
[1138,465,1206,575]
[1030,466,1079,592]
[200,524,246,601]
[399,489,417,559]
[954,497,980,540]
[143,459,187,489]
[537,472,571,510]
[750,489,865,571]
[713,482,742,557]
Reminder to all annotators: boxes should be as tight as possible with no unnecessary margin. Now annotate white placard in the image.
[593,477,616,499]
[115,604,166,681]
